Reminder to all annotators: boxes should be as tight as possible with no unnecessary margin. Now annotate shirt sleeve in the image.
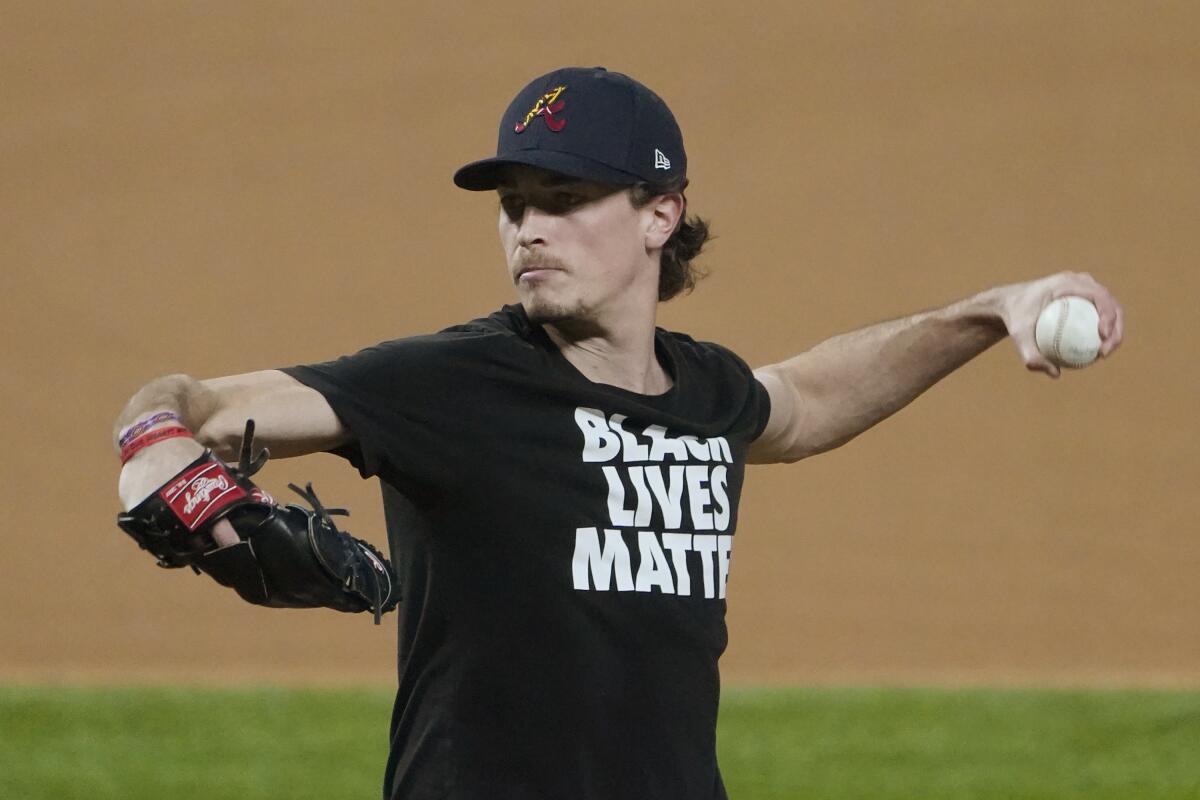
[279,334,460,488]
[749,375,773,442]
[280,358,388,480]
[698,339,773,447]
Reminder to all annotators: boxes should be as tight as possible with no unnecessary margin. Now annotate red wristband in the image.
[120,426,194,464]
[118,411,182,448]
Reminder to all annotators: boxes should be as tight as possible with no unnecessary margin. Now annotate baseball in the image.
[1035,296,1102,368]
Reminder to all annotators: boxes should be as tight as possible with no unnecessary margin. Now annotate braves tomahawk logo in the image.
[515,85,567,133]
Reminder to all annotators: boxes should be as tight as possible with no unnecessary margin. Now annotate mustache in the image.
[514,252,569,274]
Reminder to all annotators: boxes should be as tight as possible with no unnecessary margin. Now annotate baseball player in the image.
[113,67,1124,799]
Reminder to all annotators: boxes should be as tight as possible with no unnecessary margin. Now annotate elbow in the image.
[774,434,850,464]
[772,399,869,463]
[754,363,870,464]
[798,430,861,460]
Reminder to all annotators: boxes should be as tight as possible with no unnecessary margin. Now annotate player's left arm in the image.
[747,271,1124,465]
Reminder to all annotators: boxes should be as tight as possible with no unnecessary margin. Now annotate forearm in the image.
[756,289,1007,461]
[113,369,350,508]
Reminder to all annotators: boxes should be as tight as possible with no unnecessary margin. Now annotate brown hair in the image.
[629,180,710,301]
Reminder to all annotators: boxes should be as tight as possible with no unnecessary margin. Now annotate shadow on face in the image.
[495,165,629,224]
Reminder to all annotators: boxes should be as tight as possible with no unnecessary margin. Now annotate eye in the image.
[554,191,583,208]
[499,195,524,221]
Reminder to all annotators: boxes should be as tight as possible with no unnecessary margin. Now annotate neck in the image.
[541,304,671,396]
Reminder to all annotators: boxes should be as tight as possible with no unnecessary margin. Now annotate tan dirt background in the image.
[2,1,1196,687]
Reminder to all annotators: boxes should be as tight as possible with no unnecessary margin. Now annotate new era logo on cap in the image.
[453,67,687,191]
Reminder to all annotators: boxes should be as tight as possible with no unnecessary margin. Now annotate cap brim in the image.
[453,150,642,191]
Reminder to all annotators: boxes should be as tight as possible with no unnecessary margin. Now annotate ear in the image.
[643,192,685,250]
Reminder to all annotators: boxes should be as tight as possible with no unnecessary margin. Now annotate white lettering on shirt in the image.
[572,527,634,591]
[570,409,740,600]
[575,407,621,462]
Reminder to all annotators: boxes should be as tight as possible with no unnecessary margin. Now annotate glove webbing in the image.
[288,481,389,625]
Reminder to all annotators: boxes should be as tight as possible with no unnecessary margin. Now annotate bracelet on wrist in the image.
[118,411,183,448]
[120,426,194,464]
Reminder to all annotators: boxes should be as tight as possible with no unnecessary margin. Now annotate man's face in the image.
[496,166,654,327]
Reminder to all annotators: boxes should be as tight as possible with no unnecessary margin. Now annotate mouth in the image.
[514,258,566,284]
[516,267,561,282]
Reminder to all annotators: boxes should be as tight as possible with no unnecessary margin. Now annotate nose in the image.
[515,205,551,248]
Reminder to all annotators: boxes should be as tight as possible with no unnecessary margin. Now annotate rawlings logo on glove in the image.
[163,462,248,529]
[117,419,399,623]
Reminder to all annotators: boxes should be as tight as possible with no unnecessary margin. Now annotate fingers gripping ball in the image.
[1035,296,1102,368]
[116,420,399,624]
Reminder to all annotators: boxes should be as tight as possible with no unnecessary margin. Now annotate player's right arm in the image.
[113,371,397,620]
[114,370,348,511]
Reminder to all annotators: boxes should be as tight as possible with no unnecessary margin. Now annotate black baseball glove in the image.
[117,420,398,624]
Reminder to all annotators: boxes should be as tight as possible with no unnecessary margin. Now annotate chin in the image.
[523,295,590,327]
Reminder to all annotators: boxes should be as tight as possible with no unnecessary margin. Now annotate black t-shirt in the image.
[282,305,770,800]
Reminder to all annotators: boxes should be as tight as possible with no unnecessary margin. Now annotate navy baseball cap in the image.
[453,67,687,191]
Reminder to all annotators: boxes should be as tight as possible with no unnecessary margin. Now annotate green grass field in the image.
[1,685,1197,799]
